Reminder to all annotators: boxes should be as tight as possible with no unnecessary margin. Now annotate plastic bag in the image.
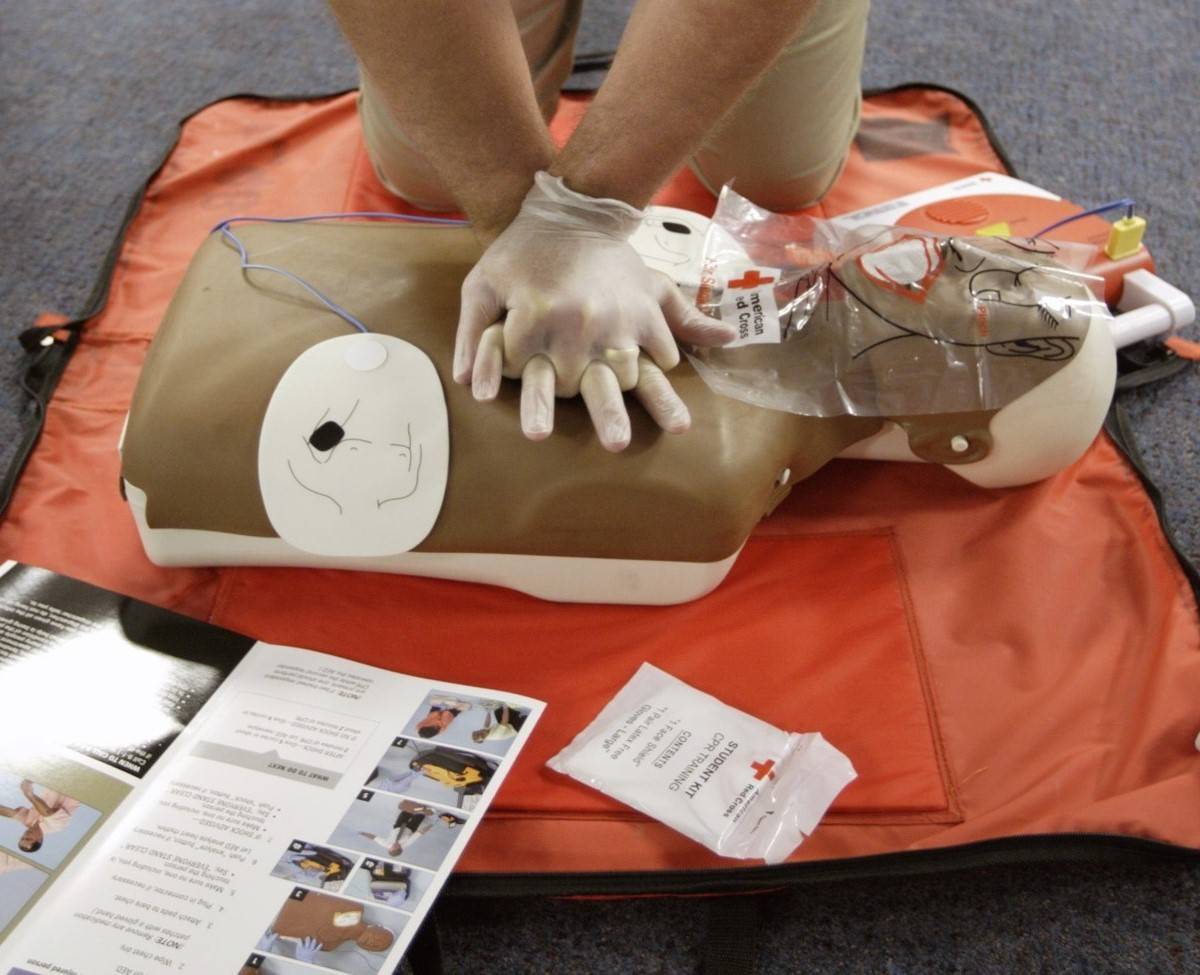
[689,186,1110,417]
[547,663,856,864]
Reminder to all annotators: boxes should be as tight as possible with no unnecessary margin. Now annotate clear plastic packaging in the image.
[547,663,855,864]
[689,187,1111,417]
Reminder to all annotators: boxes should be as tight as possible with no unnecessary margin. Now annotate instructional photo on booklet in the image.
[0,772,100,871]
[0,854,47,940]
[341,858,436,913]
[327,790,467,872]
[255,886,409,974]
[269,840,360,893]
[399,690,532,757]
[0,754,130,938]
[365,737,498,810]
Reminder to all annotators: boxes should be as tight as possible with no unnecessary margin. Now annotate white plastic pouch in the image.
[690,186,1111,417]
[547,663,856,864]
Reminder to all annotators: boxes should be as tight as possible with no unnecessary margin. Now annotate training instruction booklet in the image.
[0,561,542,975]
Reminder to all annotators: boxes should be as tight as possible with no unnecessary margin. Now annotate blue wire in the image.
[1034,198,1135,238]
[214,212,470,334]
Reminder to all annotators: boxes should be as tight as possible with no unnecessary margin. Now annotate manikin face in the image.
[833,231,1093,362]
[692,228,1099,419]
[821,230,1099,415]
[258,333,449,557]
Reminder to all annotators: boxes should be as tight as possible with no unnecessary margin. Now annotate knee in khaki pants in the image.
[689,0,871,211]
[356,0,866,214]
[356,0,582,211]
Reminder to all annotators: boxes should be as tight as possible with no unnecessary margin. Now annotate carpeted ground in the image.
[1,1,1197,972]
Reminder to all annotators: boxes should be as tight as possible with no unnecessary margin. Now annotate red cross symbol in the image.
[727,269,775,289]
[751,759,776,781]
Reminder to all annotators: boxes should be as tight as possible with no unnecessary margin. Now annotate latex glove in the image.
[295,936,324,962]
[454,172,735,451]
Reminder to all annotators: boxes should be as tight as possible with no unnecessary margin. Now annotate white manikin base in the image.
[123,482,740,607]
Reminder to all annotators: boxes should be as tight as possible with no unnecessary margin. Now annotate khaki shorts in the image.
[357,0,869,212]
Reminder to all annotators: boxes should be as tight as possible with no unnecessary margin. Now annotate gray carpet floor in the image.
[2,1,1197,972]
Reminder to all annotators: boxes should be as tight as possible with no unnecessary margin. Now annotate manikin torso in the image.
[120,222,1115,604]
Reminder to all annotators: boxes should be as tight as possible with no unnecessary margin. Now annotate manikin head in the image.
[832,231,1093,363]
[695,227,1101,421]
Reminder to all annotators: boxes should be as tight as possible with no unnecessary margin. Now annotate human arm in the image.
[458,0,819,447]
[19,781,52,818]
[328,1,818,447]
[550,0,819,206]
[325,1,551,243]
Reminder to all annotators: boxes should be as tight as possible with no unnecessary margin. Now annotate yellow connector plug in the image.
[1106,215,1146,260]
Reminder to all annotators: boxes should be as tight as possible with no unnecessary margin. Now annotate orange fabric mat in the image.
[2,88,1197,877]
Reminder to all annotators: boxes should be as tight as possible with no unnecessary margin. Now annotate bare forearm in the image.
[551,0,817,205]
[26,794,52,817]
[328,0,554,240]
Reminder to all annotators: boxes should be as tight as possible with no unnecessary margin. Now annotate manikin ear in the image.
[839,319,1115,488]
[357,925,396,952]
[952,317,1115,488]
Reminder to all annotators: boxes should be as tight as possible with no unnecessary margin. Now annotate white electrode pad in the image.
[628,206,712,291]
[258,333,450,556]
[548,663,856,864]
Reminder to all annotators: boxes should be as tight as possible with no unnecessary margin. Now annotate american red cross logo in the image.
[728,269,775,289]
[751,759,776,781]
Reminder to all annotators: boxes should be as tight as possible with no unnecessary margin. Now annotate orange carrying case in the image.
[2,86,1199,902]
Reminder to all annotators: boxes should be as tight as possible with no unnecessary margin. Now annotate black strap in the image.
[0,324,83,518]
[699,895,765,975]
[1115,335,1193,390]
[401,909,444,975]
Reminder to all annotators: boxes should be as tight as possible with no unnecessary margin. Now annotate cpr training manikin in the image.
[118,189,1116,605]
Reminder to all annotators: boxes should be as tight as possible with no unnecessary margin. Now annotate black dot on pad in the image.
[662,221,692,234]
[309,421,345,451]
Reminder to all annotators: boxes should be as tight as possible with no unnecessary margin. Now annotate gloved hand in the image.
[294,936,324,962]
[453,172,735,451]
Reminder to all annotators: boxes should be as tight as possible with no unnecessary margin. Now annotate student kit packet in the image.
[548,663,856,863]
[0,560,542,975]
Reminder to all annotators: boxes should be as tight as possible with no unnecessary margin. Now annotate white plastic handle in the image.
[1110,270,1196,348]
